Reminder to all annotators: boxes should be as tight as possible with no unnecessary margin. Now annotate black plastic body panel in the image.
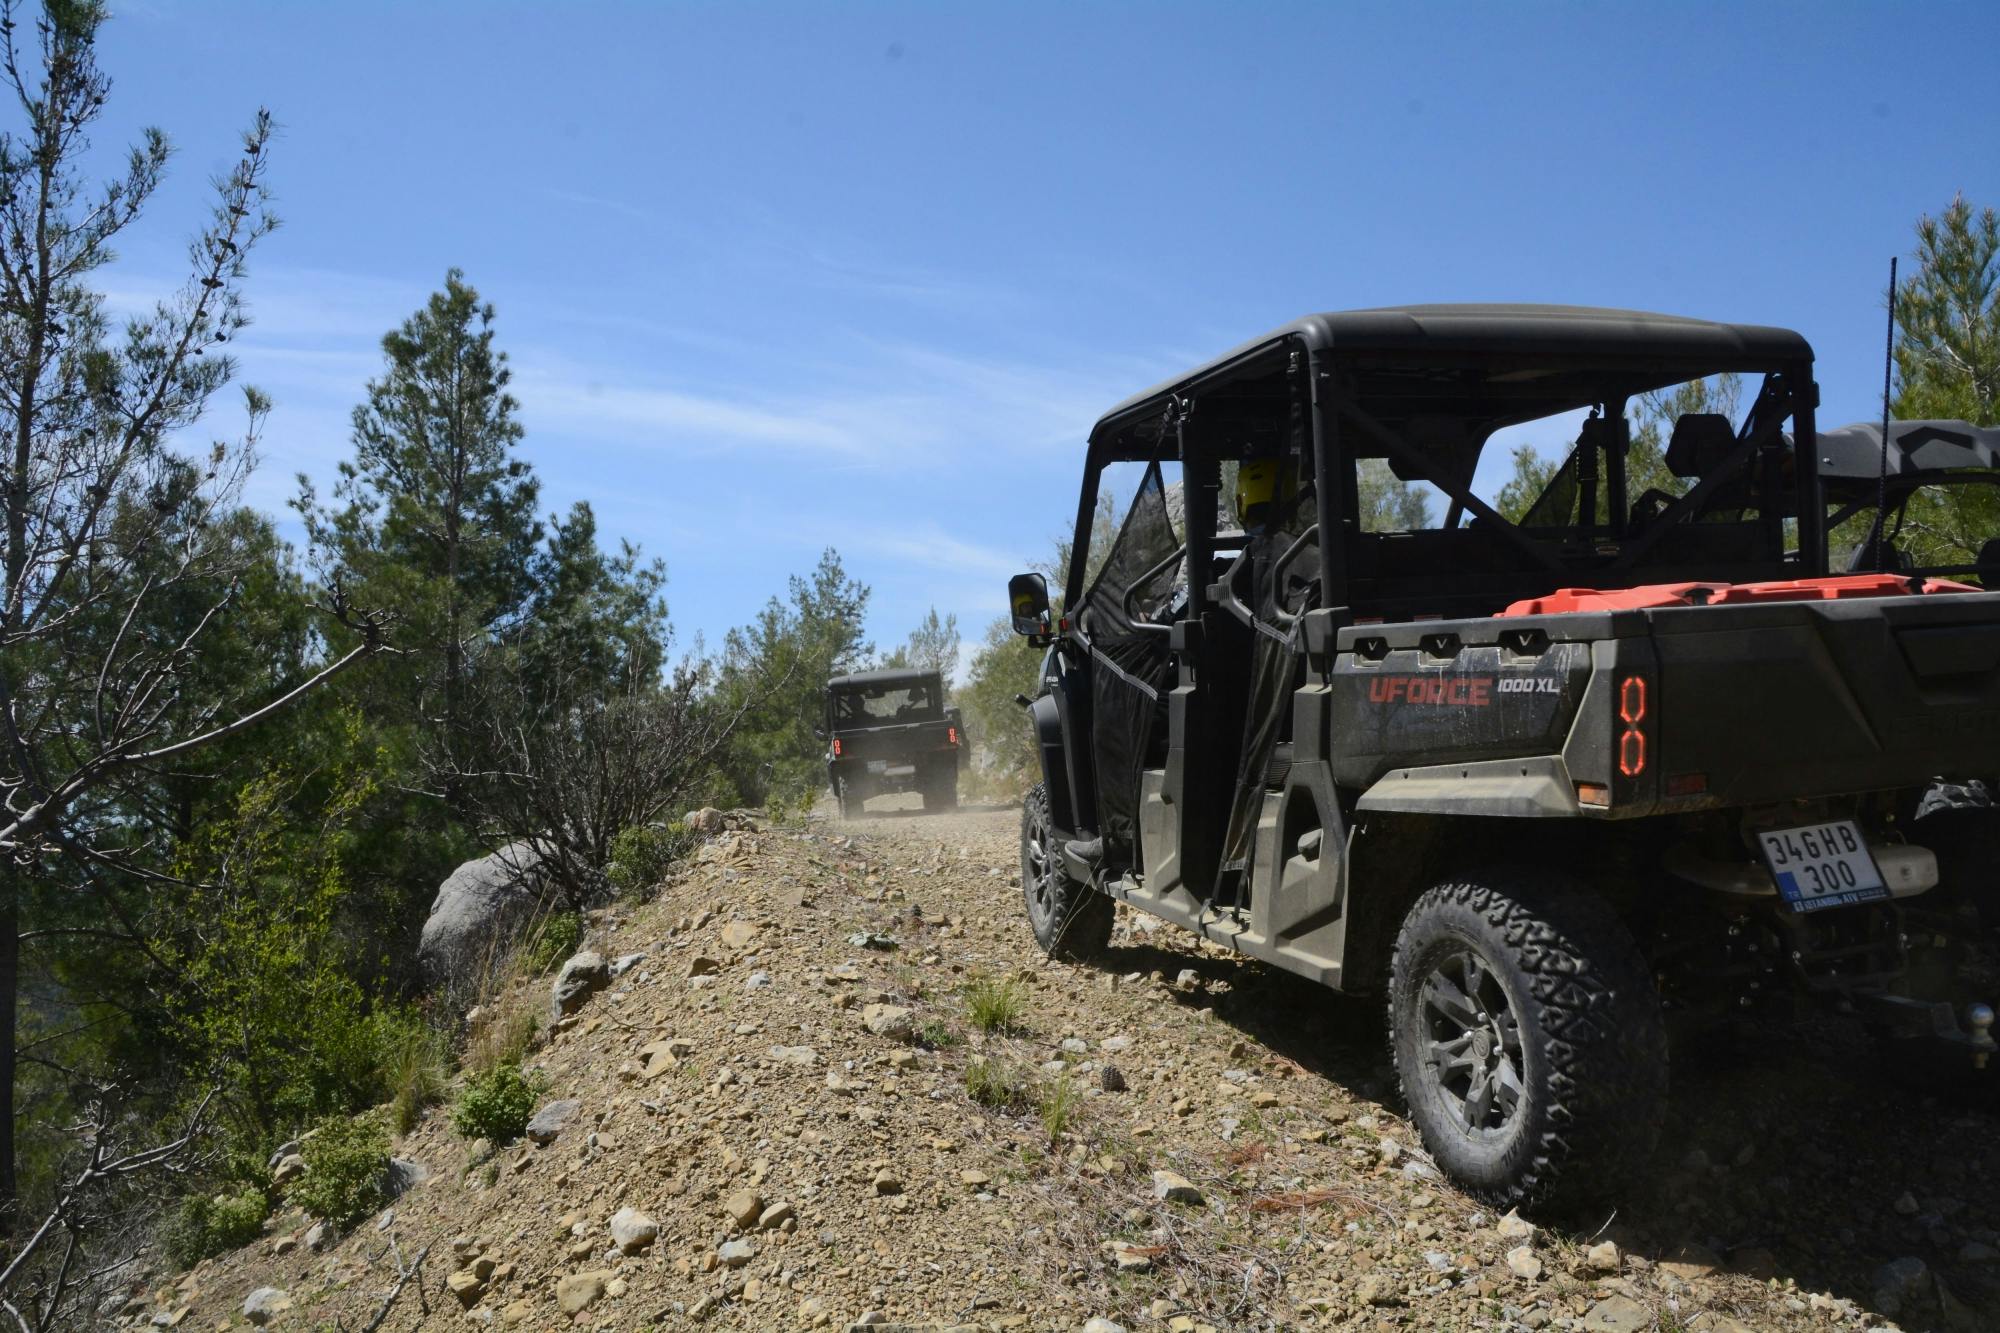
[1327,592,2000,817]
[1329,640,1591,788]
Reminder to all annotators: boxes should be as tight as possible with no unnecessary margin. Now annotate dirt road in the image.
[164,801,1997,1331]
[825,802,2000,1332]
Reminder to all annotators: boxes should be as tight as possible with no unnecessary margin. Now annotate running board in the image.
[1103,874,1342,987]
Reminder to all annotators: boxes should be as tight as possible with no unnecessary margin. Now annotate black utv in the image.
[1006,305,2000,1211]
[824,668,961,819]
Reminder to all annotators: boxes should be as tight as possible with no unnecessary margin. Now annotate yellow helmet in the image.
[1234,458,1296,527]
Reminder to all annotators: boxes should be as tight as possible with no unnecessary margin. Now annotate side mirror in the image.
[1008,572,1051,637]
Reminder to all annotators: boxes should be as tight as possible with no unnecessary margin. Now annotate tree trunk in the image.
[0,867,19,1237]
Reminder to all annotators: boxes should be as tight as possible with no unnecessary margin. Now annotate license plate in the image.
[1756,819,1888,912]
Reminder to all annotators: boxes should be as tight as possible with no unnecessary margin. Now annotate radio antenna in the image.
[1871,255,1899,570]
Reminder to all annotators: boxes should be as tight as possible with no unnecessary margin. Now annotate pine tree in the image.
[1886,196,2000,567]
[714,549,871,804]
[882,607,960,687]
[1895,195,2000,425]
[301,270,541,795]
[515,501,668,701]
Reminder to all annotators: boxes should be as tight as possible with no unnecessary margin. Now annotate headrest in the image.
[1977,538,2000,587]
[1665,414,1738,479]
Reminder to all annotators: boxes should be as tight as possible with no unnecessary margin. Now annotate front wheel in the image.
[1388,872,1666,1213]
[1021,783,1112,960]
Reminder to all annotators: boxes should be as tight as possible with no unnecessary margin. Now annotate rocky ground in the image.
[134,800,2000,1332]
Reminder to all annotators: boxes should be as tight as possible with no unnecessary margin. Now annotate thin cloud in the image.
[849,524,1023,580]
[515,369,863,454]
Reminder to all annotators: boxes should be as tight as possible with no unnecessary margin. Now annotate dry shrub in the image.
[462,932,544,1077]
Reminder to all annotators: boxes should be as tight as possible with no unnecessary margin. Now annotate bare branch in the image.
[0,1088,215,1300]
[357,1241,431,1333]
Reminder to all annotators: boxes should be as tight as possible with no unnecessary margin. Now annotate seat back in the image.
[1666,413,1737,479]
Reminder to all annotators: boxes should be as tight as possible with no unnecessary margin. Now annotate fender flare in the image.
[1028,693,1079,833]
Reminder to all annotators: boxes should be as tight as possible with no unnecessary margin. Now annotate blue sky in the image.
[92,1,2000,667]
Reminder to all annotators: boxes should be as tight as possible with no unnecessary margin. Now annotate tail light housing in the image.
[831,738,843,757]
[1616,674,1648,778]
[1581,671,1655,810]
[947,726,959,746]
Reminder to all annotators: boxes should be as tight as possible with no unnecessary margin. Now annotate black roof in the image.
[1093,304,1815,437]
[827,668,940,689]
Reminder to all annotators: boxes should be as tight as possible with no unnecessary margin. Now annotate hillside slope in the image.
[144,804,1997,1331]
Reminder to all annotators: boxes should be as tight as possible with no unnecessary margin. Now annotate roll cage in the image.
[1063,314,1822,626]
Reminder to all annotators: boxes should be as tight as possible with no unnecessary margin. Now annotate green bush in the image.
[452,1064,544,1143]
[917,1019,963,1050]
[964,1056,1033,1113]
[161,1189,268,1267]
[963,975,1027,1034]
[289,1112,390,1229]
[607,821,695,901]
[523,910,583,975]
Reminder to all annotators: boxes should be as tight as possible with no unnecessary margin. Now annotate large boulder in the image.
[416,842,551,995]
[684,807,726,835]
[242,1288,290,1326]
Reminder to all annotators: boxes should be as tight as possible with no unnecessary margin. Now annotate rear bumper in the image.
[828,756,952,795]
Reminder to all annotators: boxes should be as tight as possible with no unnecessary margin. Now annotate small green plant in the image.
[963,975,1027,1034]
[765,776,816,828]
[379,1019,451,1134]
[964,1056,1033,1113]
[917,1019,963,1050]
[607,821,696,902]
[1038,1072,1082,1143]
[523,909,583,975]
[289,1112,390,1229]
[161,1189,268,1267]
[452,1063,544,1143]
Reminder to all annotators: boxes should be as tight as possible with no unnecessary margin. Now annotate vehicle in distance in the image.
[824,668,961,819]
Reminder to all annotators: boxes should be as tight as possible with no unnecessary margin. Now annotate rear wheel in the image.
[1913,795,2000,930]
[1389,872,1666,1213]
[1882,797,2000,1098]
[1022,783,1112,960]
[924,766,959,812]
[837,778,864,822]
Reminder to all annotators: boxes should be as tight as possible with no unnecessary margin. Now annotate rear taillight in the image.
[947,726,959,746]
[832,738,843,757]
[1617,674,1648,778]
